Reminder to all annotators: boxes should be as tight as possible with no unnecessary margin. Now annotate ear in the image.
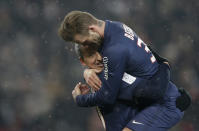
[89,25,98,33]
[80,58,86,66]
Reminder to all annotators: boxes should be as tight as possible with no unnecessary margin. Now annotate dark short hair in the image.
[74,44,98,60]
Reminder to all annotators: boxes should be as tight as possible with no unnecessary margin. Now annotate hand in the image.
[72,83,90,102]
[83,69,102,91]
[72,82,81,102]
[79,84,90,95]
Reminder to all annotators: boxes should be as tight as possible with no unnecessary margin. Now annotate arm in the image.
[76,46,127,107]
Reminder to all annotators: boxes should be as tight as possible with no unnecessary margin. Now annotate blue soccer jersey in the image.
[76,20,159,107]
[75,21,183,131]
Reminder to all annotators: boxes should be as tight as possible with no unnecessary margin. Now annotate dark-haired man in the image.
[72,44,190,131]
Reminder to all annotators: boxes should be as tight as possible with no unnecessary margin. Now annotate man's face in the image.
[74,31,103,49]
[82,52,103,70]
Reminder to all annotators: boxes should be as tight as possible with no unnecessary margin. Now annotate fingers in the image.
[93,69,102,86]
[72,89,75,95]
[88,81,100,91]
[81,87,90,95]
[79,84,90,94]
[87,76,101,91]
[84,69,102,90]
[74,82,81,95]
[122,128,133,131]
[94,68,103,73]
[91,73,102,87]
[75,82,81,90]
[79,84,89,91]
[72,89,77,102]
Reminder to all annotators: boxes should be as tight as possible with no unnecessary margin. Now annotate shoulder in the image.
[107,20,125,36]
[104,44,126,56]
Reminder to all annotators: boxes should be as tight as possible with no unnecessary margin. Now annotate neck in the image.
[97,20,105,38]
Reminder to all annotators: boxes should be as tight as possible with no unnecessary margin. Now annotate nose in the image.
[96,52,102,61]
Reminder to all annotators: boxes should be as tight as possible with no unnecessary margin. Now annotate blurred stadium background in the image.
[0,0,199,131]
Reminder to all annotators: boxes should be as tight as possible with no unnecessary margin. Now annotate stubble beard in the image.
[90,33,103,51]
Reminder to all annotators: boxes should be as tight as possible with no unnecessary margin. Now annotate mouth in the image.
[96,62,103,68]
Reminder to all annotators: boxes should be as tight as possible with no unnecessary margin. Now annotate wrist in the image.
[75,95,82,103]
[83,68,89,78]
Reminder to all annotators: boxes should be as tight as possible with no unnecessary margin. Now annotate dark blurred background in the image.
[0,0,199,131]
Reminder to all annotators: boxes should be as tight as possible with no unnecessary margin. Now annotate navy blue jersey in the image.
[76,21,160,107]
[100,81,183,131]
[101,20,159,78]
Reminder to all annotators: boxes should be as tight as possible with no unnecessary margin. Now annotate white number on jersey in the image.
[137,37,156,63]
[123,24,156,63]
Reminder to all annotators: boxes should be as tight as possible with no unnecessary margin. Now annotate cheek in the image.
[85,58,95,66]
[89,33,98,40]
[90,60,96,66]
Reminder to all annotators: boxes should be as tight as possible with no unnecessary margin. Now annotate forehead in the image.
[74,34,88,44]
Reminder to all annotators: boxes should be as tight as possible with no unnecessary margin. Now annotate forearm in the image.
[76,92,108,107]
[76,80,120,107]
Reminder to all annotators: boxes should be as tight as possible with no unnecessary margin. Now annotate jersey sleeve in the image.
[76,45,128,107]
